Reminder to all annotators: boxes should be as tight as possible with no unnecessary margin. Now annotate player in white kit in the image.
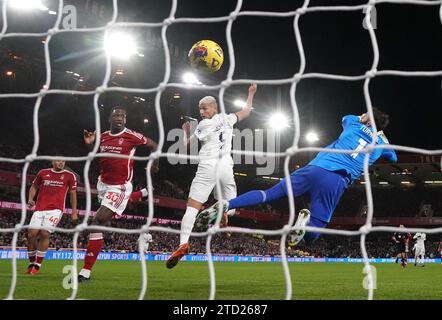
[138,232,153,253]
[166,83,257,269]
[413,232,426,267]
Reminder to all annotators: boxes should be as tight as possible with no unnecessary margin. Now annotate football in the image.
[188,40,224,73]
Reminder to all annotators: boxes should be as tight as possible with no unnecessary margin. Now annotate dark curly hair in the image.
[372,107,390,129]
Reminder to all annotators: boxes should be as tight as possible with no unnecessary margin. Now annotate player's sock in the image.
[81,233,104,277]
[228,182,286,210]
[395,257,399,264]
[28,250,36,265]
[129,188,148,205]
[226,209,235,216]
[36,251,46,266]
[180,207,199,245]
[401,258,405,267]
[130,191,142,202]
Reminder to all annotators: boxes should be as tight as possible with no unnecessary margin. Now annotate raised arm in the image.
[382,148,397,163]
[145,137,160,174]
[145,136,158,152]
[182,121,197,151]
[235,83,257,122]
[83,129,96,152]
[378,131,397,163]
[341,114,361,129]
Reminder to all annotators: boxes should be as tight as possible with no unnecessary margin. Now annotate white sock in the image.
[141,188,148,198]
[79,268,91,278]
[180,207,199,245]
[37,250,46,257]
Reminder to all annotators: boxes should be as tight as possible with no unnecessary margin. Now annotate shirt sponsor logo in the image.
[100,145,123,154]
[43,180,65,187]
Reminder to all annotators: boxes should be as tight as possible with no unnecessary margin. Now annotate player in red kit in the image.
[392,225,412,268]
[77,106,158,282]
[27,158,78,275]
[439,241,442,263]
[403,231,413,267]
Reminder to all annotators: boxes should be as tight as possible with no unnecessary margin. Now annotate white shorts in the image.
[29,209,63,233]
[97,179,133,216]
[189,158,237,205]
[414,246,425,257]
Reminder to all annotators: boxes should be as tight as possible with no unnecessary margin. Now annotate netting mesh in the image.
[0,0,441,300]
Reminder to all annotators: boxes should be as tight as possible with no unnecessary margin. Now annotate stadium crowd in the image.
[1,143,441,258]
[1,212,440,259]
[1,142,441,218]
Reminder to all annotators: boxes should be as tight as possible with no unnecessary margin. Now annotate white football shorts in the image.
[29,209,63,233]
[189,157,237,206]
[414,245,425,257]
[97,179,133,216]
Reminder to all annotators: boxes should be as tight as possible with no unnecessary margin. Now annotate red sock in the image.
[129,190,142,205]
[28,251,36,264]
[83,235,104,271]
[36,251,46,265]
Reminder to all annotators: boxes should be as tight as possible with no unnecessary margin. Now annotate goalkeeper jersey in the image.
[309,115,398,184]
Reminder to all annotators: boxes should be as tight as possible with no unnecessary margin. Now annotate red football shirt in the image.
[33,169,77,211]
[99,128,151,185]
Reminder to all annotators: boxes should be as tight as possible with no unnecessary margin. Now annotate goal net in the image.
[0,0,441,300]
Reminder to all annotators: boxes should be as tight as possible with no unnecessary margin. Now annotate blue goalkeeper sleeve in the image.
[228,182,286,210]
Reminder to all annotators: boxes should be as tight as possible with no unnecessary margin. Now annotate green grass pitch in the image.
[0,260,441,300]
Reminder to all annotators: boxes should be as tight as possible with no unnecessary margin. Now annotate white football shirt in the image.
[413,233,426,246]
[194,113,238,159]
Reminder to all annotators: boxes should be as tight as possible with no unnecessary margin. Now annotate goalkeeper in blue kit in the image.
[196,107,397,245]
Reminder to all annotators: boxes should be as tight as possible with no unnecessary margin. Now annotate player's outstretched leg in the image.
[400,253,407,268]
[129,188,148,205]
[194,200,229,231]
[288,209,311,246]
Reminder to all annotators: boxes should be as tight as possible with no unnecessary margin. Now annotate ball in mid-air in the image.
[188,40,224,73]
